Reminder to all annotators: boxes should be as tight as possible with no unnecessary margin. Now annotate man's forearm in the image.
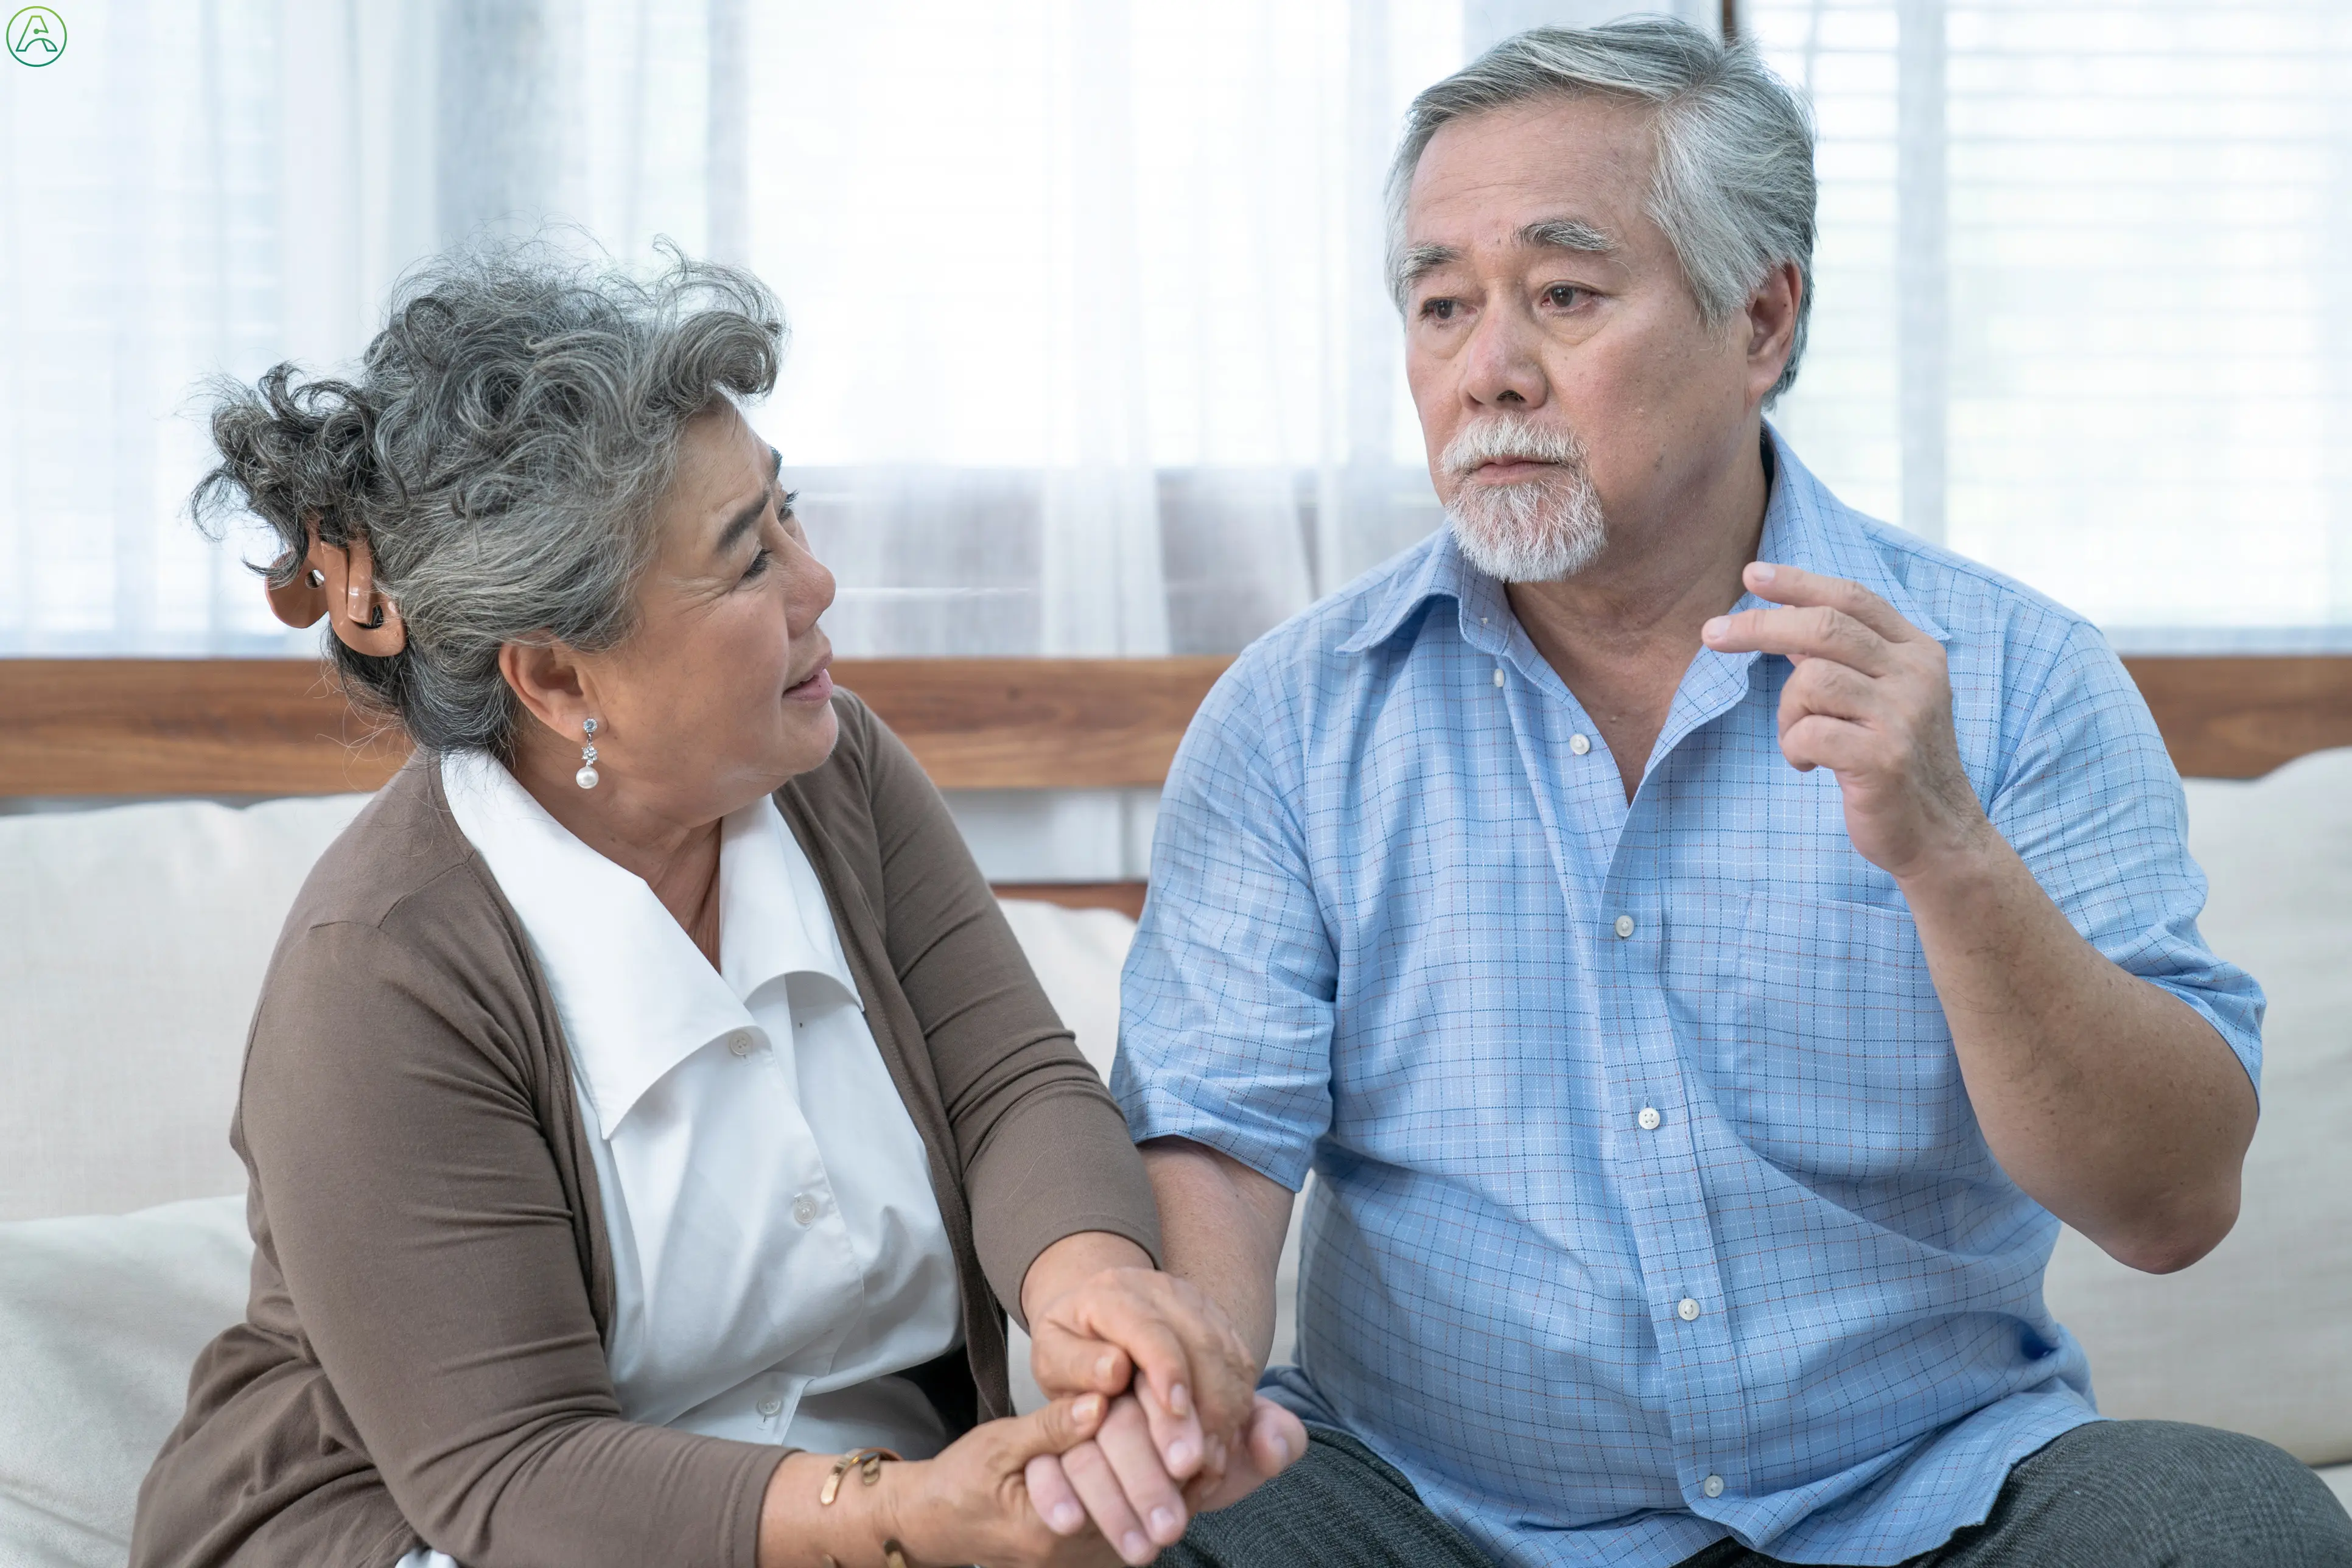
[1139,1139,1295,1369]
[1902,824,2256,1273]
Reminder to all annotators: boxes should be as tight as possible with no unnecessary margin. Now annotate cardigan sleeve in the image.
[849,704,1163,1322]
[237,912,783,1568]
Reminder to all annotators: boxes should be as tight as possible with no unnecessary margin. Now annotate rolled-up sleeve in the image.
[1111,662,1337,1193]
[1987,619,2264,1091]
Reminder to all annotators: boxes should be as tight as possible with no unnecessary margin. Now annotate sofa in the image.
[4,758,2349,1567]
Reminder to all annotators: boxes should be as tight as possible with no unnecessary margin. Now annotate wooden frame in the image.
[5,654,2351,918]
[0,658,1234,920]
[0,658,1236,798]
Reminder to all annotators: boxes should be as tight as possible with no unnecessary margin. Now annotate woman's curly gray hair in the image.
[192,245,786,758]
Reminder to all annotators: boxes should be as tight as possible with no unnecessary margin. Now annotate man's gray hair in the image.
[194,243,785,757]
[1388,16,1817,401]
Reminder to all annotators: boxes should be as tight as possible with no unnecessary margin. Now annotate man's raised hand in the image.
[1700,561,1989,882]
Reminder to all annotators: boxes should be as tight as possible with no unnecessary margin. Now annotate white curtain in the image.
[0,0,1477,670]
[0,0,1473,870]
[6,1,2349,849]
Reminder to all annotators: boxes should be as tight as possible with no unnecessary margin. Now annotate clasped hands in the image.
[1018,1264,1304,1566]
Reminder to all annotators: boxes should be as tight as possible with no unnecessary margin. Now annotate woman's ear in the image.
[500,641,594,744]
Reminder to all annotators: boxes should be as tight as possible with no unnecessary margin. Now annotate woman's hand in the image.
[881,1395,1127,1568]
[1021,1236,1261,1486]
[1022,1394,1307,1565]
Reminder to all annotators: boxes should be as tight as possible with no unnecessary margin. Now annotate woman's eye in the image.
[743,547,773,581]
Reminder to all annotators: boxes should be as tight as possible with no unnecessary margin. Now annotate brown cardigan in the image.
[130,691,1160,1568]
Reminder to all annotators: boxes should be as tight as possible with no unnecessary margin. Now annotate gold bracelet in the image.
[816,1447,906,1567]
[817,1446,902,1507]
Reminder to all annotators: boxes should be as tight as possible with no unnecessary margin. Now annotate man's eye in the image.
[1419,297,1458,322]
[1545,284,1586,309]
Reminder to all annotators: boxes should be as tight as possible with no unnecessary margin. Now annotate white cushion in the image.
[0,1195,254,1568]
[993,897,1140,1413]
[0,796,370,1222]
[994,898,1136,1082]
[2044,749,2352,1466]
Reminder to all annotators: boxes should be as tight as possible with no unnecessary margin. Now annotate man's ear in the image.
[500,641,593,744]
[1744,261,1804,402]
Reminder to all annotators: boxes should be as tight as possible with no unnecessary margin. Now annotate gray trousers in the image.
[1163,1420,2352,1568]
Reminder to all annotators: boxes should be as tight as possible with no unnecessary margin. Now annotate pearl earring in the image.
[576,717,601,790]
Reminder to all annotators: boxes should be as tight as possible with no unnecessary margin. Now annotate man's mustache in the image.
[1441,416,1589,477]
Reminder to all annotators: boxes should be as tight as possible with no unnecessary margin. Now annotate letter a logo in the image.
[7,7,67,67]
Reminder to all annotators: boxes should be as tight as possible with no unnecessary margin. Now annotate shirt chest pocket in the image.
[1718,893,1981,1182]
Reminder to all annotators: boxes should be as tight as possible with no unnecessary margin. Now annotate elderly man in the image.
[1107,19,2352,1568]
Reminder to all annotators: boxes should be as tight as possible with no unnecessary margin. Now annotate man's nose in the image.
[1460,302,1549,409]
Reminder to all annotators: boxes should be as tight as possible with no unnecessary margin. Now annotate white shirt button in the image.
[1493,667,1505,687]
[757,1396,782,1417]
[1677,1297,1701,1321]
[1637,1106,1662,1132]
[1614,914,1636,939]
[1702,1474,1725,1498]
[727,1031,754,1057]
[1570,732,1592,755]
[791,1192,819,1227]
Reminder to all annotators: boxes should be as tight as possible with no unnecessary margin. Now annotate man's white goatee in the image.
[1440,415,1608,582]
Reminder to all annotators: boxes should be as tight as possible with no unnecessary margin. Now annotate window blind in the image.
[1748,0,2352,645]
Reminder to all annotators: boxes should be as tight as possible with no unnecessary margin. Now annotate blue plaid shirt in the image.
[1111,429,2263,1567]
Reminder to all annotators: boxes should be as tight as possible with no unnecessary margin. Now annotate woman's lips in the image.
[785,660,834,704]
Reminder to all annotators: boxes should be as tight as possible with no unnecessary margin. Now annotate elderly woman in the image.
[130,251,1301,1568]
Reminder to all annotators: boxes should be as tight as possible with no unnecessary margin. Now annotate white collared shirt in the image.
[436,751,961,1456]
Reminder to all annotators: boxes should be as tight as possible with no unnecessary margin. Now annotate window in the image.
[1749,0,2352,648]
[2,1,2344,658]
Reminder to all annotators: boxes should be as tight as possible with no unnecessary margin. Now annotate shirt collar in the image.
[440,752,860,1139]
[1752,423,1949,645]
[1335,422,1948,658]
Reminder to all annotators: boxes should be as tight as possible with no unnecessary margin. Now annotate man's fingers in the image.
[1703,602,1893,674]
[1780,712,1875,775]
[1182,1396,1308,1515]
[1025,1453,1091,1538]
[1780,656,1880,735]
[1097,1396,1192,1548]
[1741,561,1916,643]
[1245,1397,1306,1480]
[1061,1439,1157,1566]
[1136,1376,1210,1482]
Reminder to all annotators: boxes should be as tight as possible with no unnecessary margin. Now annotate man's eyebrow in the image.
[715,448,783,555]
[1393,241,1462,299]
[1519,217,1616,255]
